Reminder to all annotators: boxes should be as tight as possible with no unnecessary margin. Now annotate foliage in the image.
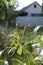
[0,23,35,65]
[0,0,19,38]
[0,0,18,20]
[42,2,43,13]
[18,10,28,16]
[0,24,43,65]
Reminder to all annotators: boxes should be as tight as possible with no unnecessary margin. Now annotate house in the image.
[16,1,43,27]
[22,1,42,15]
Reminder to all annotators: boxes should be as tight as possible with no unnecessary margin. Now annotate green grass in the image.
[0,24,43,34]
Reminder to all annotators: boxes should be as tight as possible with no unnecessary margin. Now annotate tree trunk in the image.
[5,10,9,35]
[5,20,8,35]
[5,11,9,42]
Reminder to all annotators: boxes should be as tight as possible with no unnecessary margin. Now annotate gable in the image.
[21,1,42,15]
[22,1,41,11]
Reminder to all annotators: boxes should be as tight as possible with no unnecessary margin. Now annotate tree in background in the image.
[42,0,43,13]
[0,0,18,65]
[0,0,18,34]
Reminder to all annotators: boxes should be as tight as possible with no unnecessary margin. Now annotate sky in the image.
[16,0,42,10]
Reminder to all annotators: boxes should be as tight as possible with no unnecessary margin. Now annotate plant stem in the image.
[0,32,12,65]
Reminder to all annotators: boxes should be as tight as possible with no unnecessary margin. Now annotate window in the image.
[34,4,37,8]
[19,11,28,16]
[31,13,43,17]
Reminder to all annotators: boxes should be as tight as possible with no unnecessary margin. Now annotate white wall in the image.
[24,2,41,15]
[16,16,43,27]
[16,2,43,27]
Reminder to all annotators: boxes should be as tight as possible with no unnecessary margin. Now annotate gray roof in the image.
[22,1,42,11]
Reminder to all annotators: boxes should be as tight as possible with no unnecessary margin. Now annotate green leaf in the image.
[25,55,35,65]
[2,0,9,9]
[12,58,24,65]
[23,47,30,54]
[12,0,16,5]
[0,51,3,57]
[8,47,16,54]
[41,35,43,41]
[26,58,30,65]
[17,45,23,55]
[23,47,35,65]
[0,50,5,57]
[29,56,35,65]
